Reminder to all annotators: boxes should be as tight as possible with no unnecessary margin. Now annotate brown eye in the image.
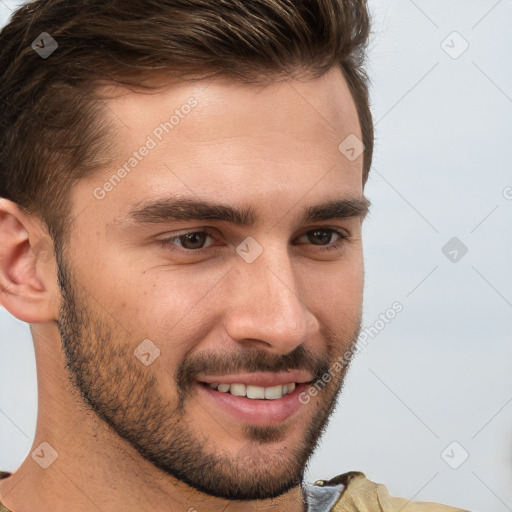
[296,229,346,247]
[178,232,209,250]
[159,230,217,252]
[307,230,336,245]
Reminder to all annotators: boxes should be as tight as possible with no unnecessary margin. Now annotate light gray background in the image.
[1,1,511,511]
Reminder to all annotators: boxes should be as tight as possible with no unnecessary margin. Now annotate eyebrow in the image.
[124,195,370,226]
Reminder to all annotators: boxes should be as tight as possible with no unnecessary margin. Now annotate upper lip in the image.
[198,371,313,388]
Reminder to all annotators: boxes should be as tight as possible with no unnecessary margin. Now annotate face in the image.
[56,66,367,500]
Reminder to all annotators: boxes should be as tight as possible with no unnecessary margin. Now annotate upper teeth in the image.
[207,382,296,399]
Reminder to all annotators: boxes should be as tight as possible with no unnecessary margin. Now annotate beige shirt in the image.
[322,471,469,511]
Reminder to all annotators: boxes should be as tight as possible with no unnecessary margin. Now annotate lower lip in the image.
[197,383,310,426]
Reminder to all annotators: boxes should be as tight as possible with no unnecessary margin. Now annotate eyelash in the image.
[158,228,350,254]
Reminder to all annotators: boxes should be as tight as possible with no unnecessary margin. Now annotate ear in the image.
[0,199,60,323]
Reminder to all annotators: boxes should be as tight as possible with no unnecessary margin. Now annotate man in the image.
[0,1,468,510]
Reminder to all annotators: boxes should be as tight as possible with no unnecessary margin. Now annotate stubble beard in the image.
[55,255,360,501]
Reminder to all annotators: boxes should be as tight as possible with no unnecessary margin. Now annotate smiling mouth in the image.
[196,374,313,425]
[202,382,297,400]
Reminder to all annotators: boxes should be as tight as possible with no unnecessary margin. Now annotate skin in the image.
[0,66,367,512]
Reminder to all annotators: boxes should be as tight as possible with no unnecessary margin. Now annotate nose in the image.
[222,247,319,355]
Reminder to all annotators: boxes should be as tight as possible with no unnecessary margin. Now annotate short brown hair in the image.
[0,0,373,245]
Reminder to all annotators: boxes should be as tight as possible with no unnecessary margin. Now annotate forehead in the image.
[77,67,364,224]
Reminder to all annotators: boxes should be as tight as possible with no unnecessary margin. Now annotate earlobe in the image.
[0,199,59,323]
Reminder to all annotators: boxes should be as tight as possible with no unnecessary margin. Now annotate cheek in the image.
[130,268,225,325]
[82,241,222,327]
[303,258,364,327]
[123,254,364,337]
[94,265,226,374]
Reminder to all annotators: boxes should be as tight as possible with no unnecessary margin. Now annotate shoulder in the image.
[316,471,470,512]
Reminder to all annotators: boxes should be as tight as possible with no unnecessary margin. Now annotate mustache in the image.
[177,344,331,394]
